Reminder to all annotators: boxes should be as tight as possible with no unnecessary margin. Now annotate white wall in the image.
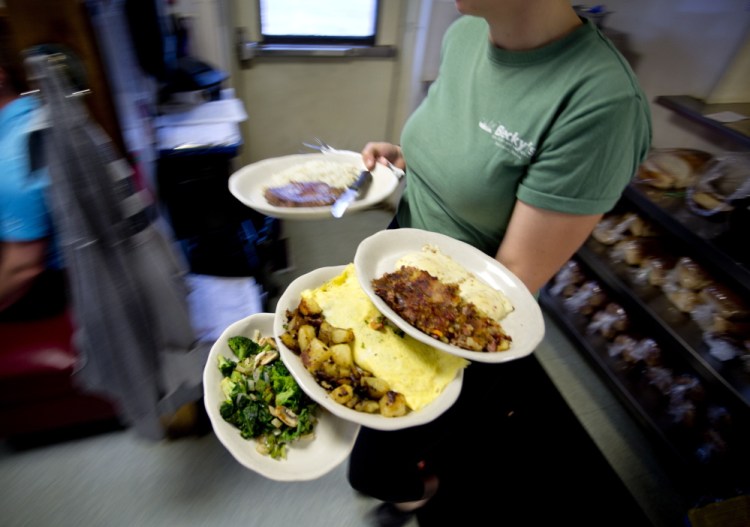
[602,0,750,152]
[709,34,750,104]
[184,0,750,154]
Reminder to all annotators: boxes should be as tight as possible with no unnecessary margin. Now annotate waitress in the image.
[347,1,652,525]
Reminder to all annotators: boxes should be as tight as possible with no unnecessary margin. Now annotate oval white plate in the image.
[228,151,399,220]
[203,312,361,481]
[354,228,545,364]
[274,265,464,431]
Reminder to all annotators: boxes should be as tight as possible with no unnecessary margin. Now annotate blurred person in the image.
[348,1,652,525]
[0,21,65,320]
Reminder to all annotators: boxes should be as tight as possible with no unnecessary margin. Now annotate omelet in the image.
[301,264,468,411]
[395,244,514,321]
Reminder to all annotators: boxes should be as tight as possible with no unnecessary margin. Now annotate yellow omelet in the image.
[395,244,514,321]
[301,264,468,411]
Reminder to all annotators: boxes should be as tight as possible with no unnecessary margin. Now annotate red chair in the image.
[0,310,119,439]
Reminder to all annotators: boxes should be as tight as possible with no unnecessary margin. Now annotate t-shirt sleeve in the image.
[516,93,651,215]
[0,140,51,242]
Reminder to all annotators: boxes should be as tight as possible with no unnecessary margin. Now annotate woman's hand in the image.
[361,142,406,172]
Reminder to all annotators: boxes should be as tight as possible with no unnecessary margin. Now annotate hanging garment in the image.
[25,51,209,439]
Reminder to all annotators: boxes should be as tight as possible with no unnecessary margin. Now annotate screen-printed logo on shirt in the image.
[479,120,536,160]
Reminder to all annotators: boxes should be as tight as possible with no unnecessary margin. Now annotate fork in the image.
[303,138,405,180]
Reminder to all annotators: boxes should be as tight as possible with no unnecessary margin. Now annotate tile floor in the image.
[0,208,692,527]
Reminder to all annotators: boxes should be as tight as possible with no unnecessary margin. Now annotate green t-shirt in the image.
[397,16,652,255]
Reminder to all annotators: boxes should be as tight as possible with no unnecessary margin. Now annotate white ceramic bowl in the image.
[354,228,545,364]
[274,265,464,431]
[203,312,361,481]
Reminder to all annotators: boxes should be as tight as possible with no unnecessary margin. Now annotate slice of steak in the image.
[265,181,345,207]
[372,266,512,352]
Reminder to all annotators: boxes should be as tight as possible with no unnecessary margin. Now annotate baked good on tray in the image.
[635,148,713,190]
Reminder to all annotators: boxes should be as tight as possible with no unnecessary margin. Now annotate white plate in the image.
[228,151,400,220]
[353,228,545,364]
[203,312,361,481]
[274,265,464,431]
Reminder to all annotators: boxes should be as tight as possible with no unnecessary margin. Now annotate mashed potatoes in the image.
[301,264,467,411]
[395,245,514,322]
[268,160,359,188]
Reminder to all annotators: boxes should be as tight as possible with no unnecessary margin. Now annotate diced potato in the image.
[318,321,354,345]
[379,391,407,417]
[361,376,390,399]
[330,384,354,404]
[285,310,303,332]
[329,343,353,368]
[301,338,330,371]
[317,321,333,344]
[297,324,316,353]
[299,296,322,316]
[354,400,380,413]
[344,393,360,409]
[319,360,344,381]
[279,332,298,353]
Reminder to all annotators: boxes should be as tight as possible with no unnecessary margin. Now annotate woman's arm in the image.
[0,240,48,311]
[495,200,602,295]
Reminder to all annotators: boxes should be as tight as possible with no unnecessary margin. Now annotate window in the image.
[259,0,379,46]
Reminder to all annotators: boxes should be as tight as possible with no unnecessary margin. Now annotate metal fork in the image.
[302,138,405,180]
[302,137,338,154]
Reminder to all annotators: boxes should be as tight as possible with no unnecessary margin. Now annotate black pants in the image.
[347,354,552,502]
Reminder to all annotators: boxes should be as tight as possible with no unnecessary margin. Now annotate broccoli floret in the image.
[217,333,319,460]
[217,355,236,377]
[270,361,303,410]
[228,336,261,360]
[239,402,271,439]
[221,374,247,400]
[219,400,236,422]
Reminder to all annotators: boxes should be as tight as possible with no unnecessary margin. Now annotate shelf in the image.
[541,287,750,488]
[579,241,750,409]
[542,274,750,489]
[547,93,750,496]
[623,184,750,292]
[655,95,750,148]
[540,289,685,458]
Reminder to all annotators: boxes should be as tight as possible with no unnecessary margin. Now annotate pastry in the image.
[665,286,700,313]
[626,214,660,237]
[549,260,586,297]
[640,254,676,287]
[638,338,663,367]
[563,280,607,316]
[645,366,674,395]
[708,315,750,337]
[591,215,634,245]
[674,257,712,290]
[635,149,712,190]
[699,283,749,321]
[608,334,638,359]
[588,303,629,339]
[611,238,660,267]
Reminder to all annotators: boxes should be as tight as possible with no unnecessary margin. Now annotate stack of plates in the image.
[203,219,545,481]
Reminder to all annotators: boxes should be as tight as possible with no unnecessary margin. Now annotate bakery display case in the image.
[541,118,750,498]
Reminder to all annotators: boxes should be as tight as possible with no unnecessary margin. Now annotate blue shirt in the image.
[0,96,58,266]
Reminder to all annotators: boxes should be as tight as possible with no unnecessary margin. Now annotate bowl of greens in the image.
[203,312,360,481]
